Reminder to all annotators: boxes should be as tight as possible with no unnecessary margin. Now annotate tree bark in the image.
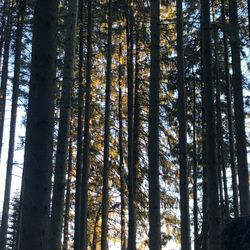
[148,0,161,249]
[79,0,93,249]
[201,0,221,249]
[176,0,191,249]
[228,0,250,216]
[101,1,112,249]
[49,0,78,248]
[18,0,58,249]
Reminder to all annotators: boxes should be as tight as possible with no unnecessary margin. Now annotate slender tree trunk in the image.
[74,0,84,248]
[118,42,126,250]
[19,0,59,249]
[148,0,161,249]
[62,139,73,250]
[126,1,136,249]
[0,0,13,161]
[228,0,250,216]
[221,0,239,218]
[101,1,112,249]
[79,0,92,249]
[213,26,229,218]
[176,1,191,249]
[49,0,78,248]
[0,1,26,249]
[0,0,8,71]
[192,78,198,250]
[201,0,221,249]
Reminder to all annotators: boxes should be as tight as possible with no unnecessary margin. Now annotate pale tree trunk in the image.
[19,0,59,249]
[228,0,250,216]
[148,0,161,249]
[101,1,112,249]
[176,0,191,249]
[0,1,26,249]
[201,0,221,249]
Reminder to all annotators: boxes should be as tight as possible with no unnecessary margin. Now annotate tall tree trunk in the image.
[100,1,112,249]
[19,0,59,249]
[201,0,221,249]
[62,139,73,250]
[0,0,8,71]
[118,42,126,250]
[192,78,198,250]
[228,0,250,216]
[0,0,13,161]
[126,1,136,249]
[148,0,161,249]
[176,0,191,249]
[221,0,239,218]
[49,0,78,248]
[74,0,84,248]
[0,1,26,249]
[79,0,92,249]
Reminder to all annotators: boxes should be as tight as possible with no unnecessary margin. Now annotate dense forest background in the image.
[0,0,249,249]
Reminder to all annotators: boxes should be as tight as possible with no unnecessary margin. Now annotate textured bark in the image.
[0,0,13,161]
[62,139,73,250]
[148,0,161,249]
[228,0,250,216]
[221,0,239,218]
[118,42,126,250]
[0,1,26,249]
[201,0,221,249]
[176,0,191,249]
[100,1,112,249]
[74,0,84,248]
[79,0,92,249]
[19,0,58,249]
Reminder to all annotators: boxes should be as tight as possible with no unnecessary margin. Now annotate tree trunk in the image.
[201,0,221,249]
[148,0,161,249]
[0,1,26,249]
[118,42,126,250]
[221,0,239,218]
[0,0,13,161]
[18,0,59,249]
[228,0,250,216]
[0,0,8,71]
[49,0,78,248]
[62,139,73,250]
[79,0,92,249]
[74,0,84,248]
[101,1,112,249]
[176,0,191,249]
[126,1,136,249]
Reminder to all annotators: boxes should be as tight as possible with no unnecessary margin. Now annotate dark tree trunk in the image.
[126,1,136,249]
[49,0,78,248]
[118,42,126,250]
[0,0,8,70]
[176,0,191,249]
[148,0,161,249]
[79,0,92,249]
[0,0,13,161]
[221,0,239,218]
[62,139,73,250]
[201,0,221,249]
[0,1,26,249]
[101,1,112,249]
[74,0,84,248]
[228,0,250,216]
[18,0,59,249]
